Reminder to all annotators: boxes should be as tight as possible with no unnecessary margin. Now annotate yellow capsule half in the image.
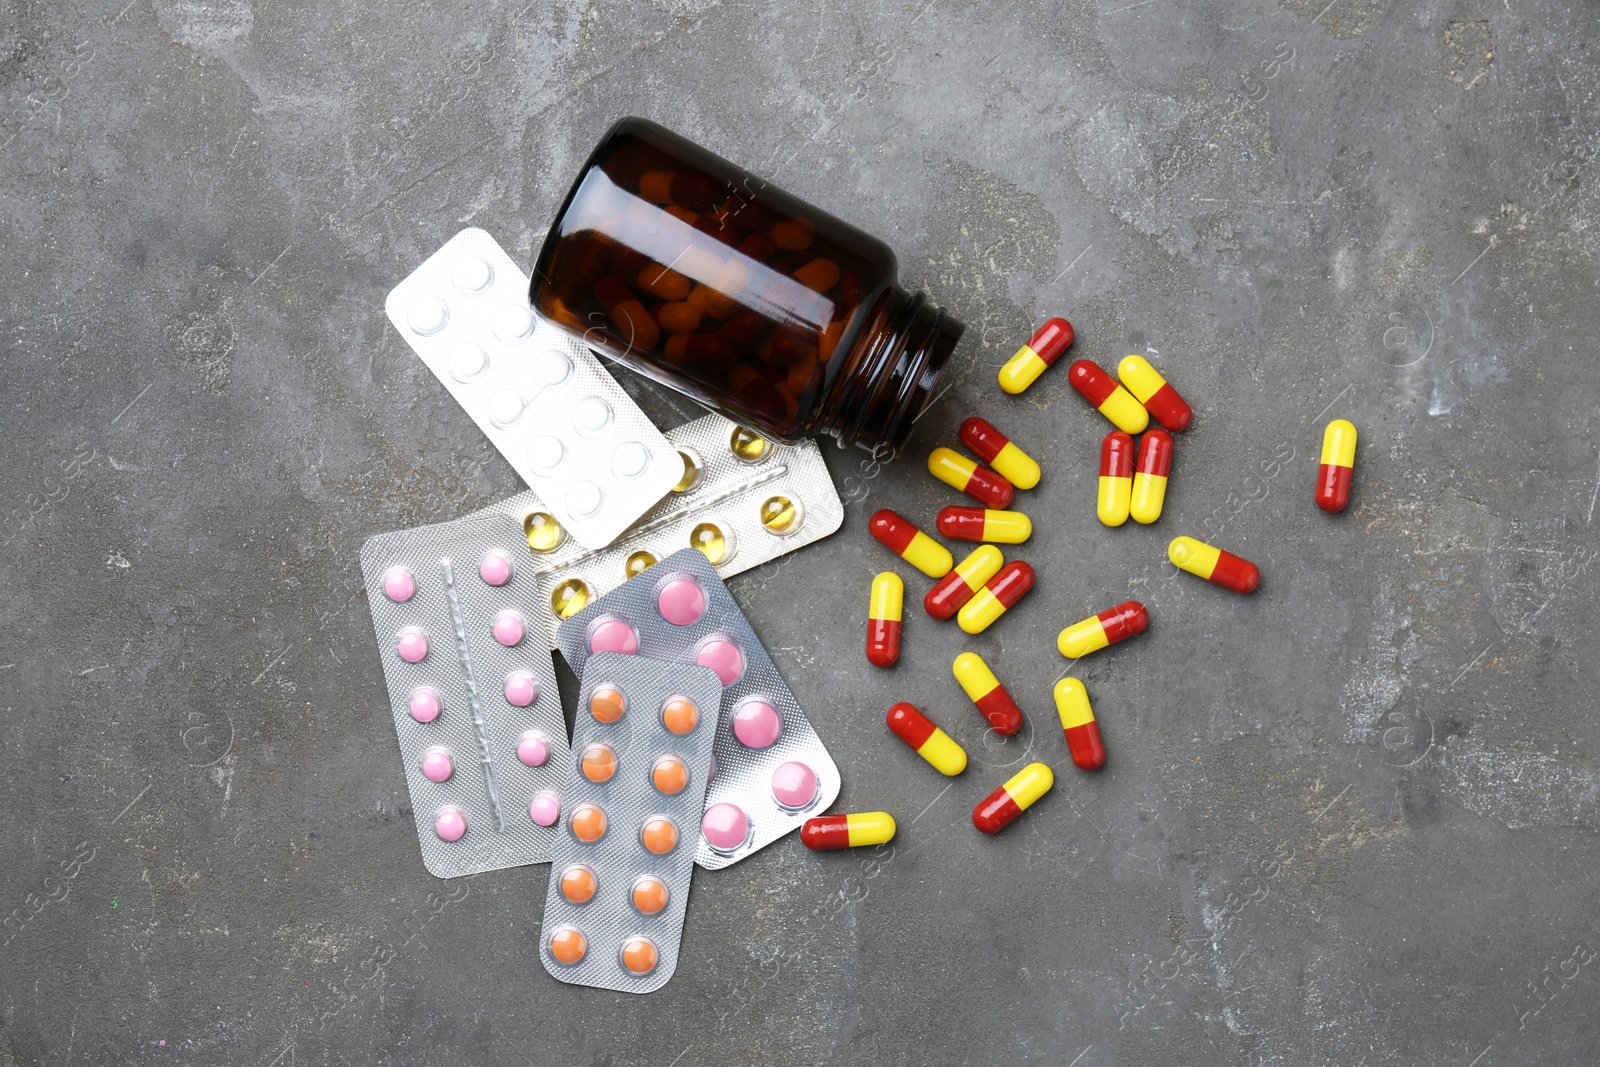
[1130,472,1168,524]
[951,651,1003,704]
[1057,616,1111,659]
[957,587,1007,634]
[1320,419,1358,468]
[1054,678,1094,730]
[999,346,1051,394]
[917,729,969,776]
[1001,762,1054,810]
[1167,536,1222,580]
[990,442,1041,490]
[1098,474,1131,527]
[869,571,904,623]
[845,812,898,847]
[1099,388,1150,435]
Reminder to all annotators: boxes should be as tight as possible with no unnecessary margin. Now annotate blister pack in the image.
[385,227,682,549]
[556,549,841,869]
[465,413,844,645]
[539,652,722,993]
[361,513,571,877]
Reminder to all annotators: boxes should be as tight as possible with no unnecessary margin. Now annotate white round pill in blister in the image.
[407,296,449,336]
[488,389,525,428]
[492,304,536,346]
[567,481,604,518]
[448,343,489,382]
[528,435,565,473]
[612,441,650,480]
[534,348,572,386]
[451,256,493,294]
[572,396,613,438]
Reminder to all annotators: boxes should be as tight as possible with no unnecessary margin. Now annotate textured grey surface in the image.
[1,1,1597,1064]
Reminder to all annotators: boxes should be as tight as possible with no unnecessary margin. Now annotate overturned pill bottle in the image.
[530,117,964,458]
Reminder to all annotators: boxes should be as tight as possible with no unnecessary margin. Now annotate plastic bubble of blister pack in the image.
[539,652,722,992]
[360,513,572,877]
[556,548,841,869]
[384,227,682,549]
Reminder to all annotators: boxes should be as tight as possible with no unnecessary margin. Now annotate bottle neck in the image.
[821,288,963,459]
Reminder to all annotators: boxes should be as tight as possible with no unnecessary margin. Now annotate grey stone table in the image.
[2,1,1596,1063]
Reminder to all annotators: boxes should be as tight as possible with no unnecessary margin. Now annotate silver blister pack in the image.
[539,653,722,993]
[384,227,682,549]
[360,513,571,877]
[465,413,844,646]
[556,549,841,869]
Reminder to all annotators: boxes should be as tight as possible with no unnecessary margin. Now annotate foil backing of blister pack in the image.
[361,513,571,877]
[385,227,682,549]
[556,548,841,869]
[465,413,844,646]
[539,653,722,993]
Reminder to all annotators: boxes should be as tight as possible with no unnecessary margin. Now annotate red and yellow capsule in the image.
[1068,360,1149,434]
[869,508,952,578]
[801,811,897,850]
[936,506,1032,544]
[1098,430,1134,527]
[1130,429,1173,525]
[928,447,1014,509]
[1168,536,1260,594]
[924,545,1004,620]
[1316,419,1358,513]
[957,560,1035,635]
[1057,600,1150,659]
[866,571,904,667]
[886,701,968,776]
[1117,355,1193,432]
[972,762,1054,834]
[1054,678,1105,771]
[951,652,1024,735]
[998,317,1074,394]
[959,417,1041,489]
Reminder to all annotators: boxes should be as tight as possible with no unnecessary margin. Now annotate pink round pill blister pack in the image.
[539,652,721,993]
[556,548,841,869]
[360,513,572,878]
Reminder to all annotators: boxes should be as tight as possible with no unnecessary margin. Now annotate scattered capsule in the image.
[869,508,953,578]
[959,417,1041,489]
[998,317,1075,394]
[866,571,904,668]
[1117,355,1193,432]
[972,762,1054,834]
[1067,360,1149,434]
[957,561,1036,635]
[801,812,898,850]
[1098,430,1134,528]
[1054,678,1106,771]
[924,545,1004,620]
[928,447,1014,509]
[1057,600,1150,659]
[1168,536,1261,594]
[951,652,1024,736]
[1316,419,1358,513]
[886,701,968,776]
[936,506,1032,544]
[1130,429,1173,525]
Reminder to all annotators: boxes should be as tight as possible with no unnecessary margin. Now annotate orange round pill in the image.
[652,756,688,795]
[661,697,699,735]
[621,936,659,976]
[589,686,625,723]
[549,927,586,965]
[641,816,678,855]
[560,865,596,905]
[632,876,668,915]
[581,743,618,783]
[570,803,607,843]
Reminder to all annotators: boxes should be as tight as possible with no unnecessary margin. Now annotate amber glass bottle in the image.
[530,118,963,458]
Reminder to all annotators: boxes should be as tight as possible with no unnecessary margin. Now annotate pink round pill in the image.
[657,577,707,626]
[529,791,560,827]
[382,566,416,602]
[732,700,782,749]
[518,731,550,767]
[588,618,640,655]
[479,549,513,586]
[434,806,467,842]
[492,611,525,647]
[408,688,441,723]
[421,746,453,783]
[397,627,428,663]
[770,761,818,810]
[504,671,540,707]
[701,803,749,852]
[696,638,745,686]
